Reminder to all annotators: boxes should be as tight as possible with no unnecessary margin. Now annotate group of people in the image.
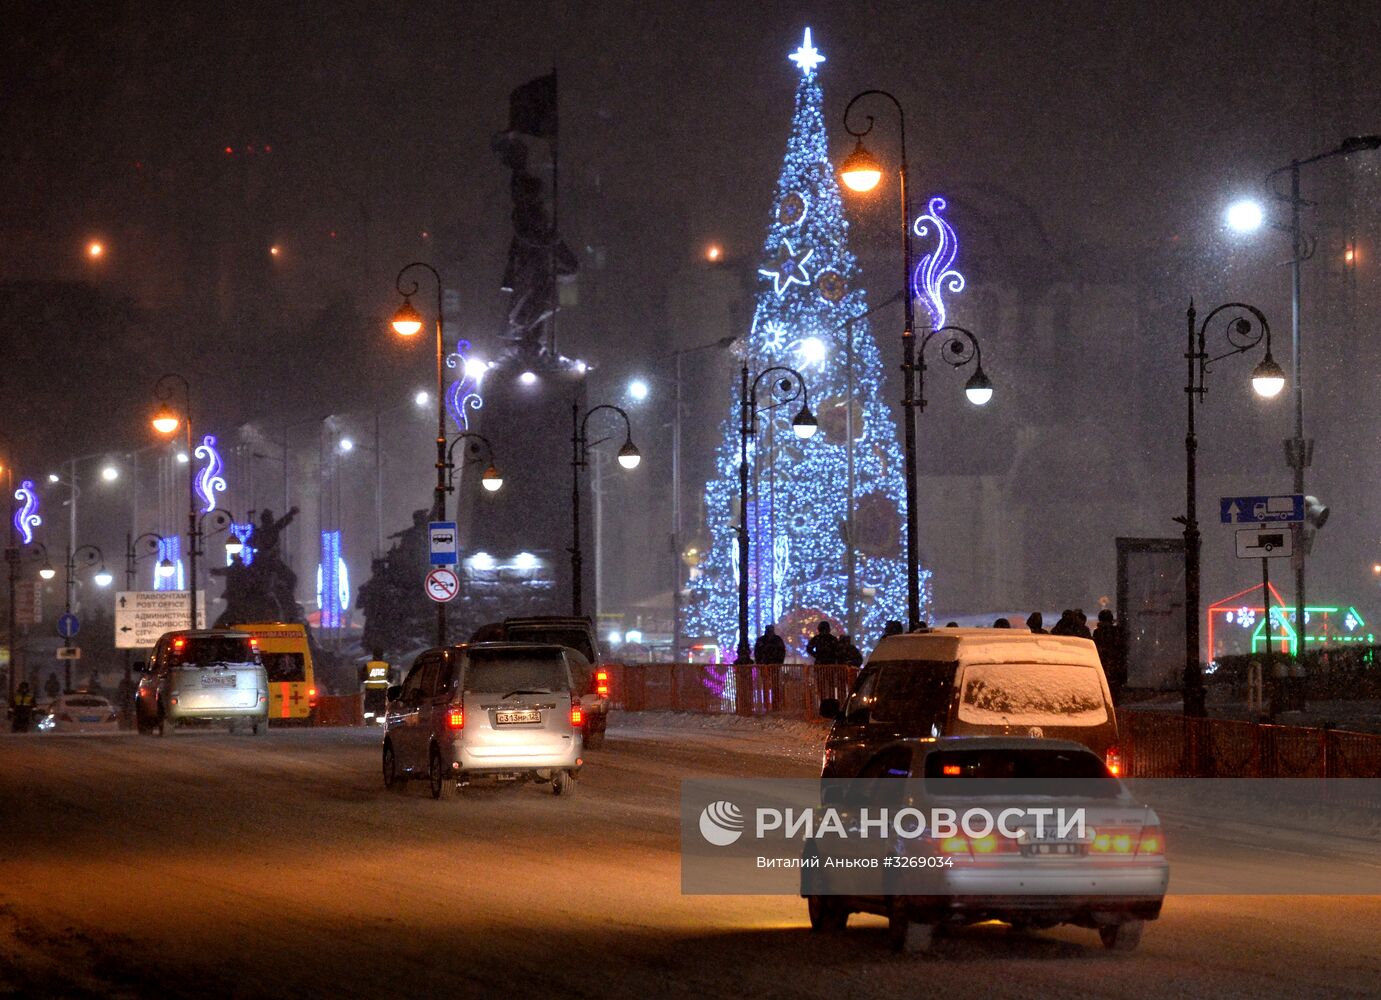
[751,621,865,667]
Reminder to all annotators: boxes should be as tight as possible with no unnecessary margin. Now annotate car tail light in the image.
[595,669,610,697]
[570,701,583,726]
[1136,825,1164,856]
[1090,827,1143,855]
[446,707,464,730]
[942,764,962,776]
[308,687,318,706]
[936,836,970,854]
[1105,746,1123,777]
[249,637,259,650]
[173,638,186,651]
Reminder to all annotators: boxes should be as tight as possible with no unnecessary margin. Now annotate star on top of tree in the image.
[788,28,825,74]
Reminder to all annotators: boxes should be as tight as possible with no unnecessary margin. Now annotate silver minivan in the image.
[382,642,584,799]
[135,629,271,736]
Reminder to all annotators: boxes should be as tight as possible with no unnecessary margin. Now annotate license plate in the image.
[202,675,236,688]
[1023,843,1086,857]
[495,709,540,725]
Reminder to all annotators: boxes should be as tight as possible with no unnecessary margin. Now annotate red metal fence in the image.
[606,663,1381,778]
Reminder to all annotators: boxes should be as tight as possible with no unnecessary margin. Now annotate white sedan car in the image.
[36,693,121,734]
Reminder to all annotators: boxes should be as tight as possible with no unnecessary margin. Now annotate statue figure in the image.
[492,131,577,355]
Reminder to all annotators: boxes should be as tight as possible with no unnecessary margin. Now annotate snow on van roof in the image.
[866,628,1102,668]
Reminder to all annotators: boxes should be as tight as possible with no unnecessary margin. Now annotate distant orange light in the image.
[86,241,104,259]
[1344,246,1357,264]
[269,244,281,257]
[151,403,181,436]
[705,243,723,262]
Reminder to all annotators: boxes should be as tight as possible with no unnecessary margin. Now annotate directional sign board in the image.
[424,567,460,603]
[56,646,81,661]
[57,612,80,639]
[429,522,458,566]
[114,591,208,649]
[1220,494,1304,525]
[1235,527,1294,559]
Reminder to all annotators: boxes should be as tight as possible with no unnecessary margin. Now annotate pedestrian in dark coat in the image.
[806,621,839,665]
[1026,612,1047,634]
[838,635,864,667]
[1094,610,1127,701]
[752,625,786,665]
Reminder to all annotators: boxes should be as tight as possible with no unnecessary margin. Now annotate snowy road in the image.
[2,716,1379,998]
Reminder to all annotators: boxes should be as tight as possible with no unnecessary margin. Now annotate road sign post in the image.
[114,591,207,648]
[424,567,460,604]
[429,522,458,567]
[57,612,80,640]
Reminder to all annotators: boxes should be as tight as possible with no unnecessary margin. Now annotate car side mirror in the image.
[818,698,840,720]
[387,685,402,703]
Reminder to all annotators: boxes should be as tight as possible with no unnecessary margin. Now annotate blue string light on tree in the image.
[13,480,41,545]
[316,529,349,628]
[686,28,923,659]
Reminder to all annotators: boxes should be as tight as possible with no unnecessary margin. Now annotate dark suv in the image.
[470,616,611,747]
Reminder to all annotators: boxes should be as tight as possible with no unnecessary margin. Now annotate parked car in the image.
[134,629,271,736]
[382,642,584,799]
[819,628,1121,778]
[803,737,1166,953]
[35,692,120,734]
[470,616,611,747]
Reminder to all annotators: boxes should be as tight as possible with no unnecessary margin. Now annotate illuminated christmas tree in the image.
[686,29,925,659]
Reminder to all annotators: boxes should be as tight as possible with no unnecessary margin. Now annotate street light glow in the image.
[39,564,56,580]
[152,404,180,435]
[628,378,650,401]
[964,368,995,406]
[93,568,113,587]
[86,240,104,259]
[225,536,244,557]
[617,440,642,470]
[338,437,354,453]
[175,452,189,464]
[269,244,282,257]
[791,405,819,440]
[797,336,827,367]
[47,473,60,483]
[519,371,538,386]
[705,244,723,262]
[838,140,883,193]
[157,558,176,578]
[1225,199,1265,234]
[390,298,423,337]
[414,390,430,407]
[1251,354,1287,398]
[463,357,489,382]
[481,465,504,492]
[101,465,119,482]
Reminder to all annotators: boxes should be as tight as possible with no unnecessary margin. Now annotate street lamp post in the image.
[123,532,167,695]
[839,89,924,630]
[151,373,199,626]
[391,262,449,646]
[570,404,641,618]
[44,542,111,689]
[1227,135,1380,656]
[735,364,818,664]
[1175,301,1283,718]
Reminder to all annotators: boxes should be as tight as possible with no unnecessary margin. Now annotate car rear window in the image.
[464,651,571,694]
[64,697,110,708]
[172,637,257,667]
[956,663,1108,726]
[262,652,306,682]
[924,748,1119,796]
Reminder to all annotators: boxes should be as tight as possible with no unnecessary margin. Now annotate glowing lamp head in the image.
[964,368,994,406]
[413,390,430,408]
[481,465,504,492]
[705,244,723,263]
[47,473,60,484]
[617,440,642,470]
[792,406,819,440]
[338,437,354,454]
[518,370,538,386]
[175,452,189,464]
[390,298,424,337]
[86,241,104,259]
[101,465,119,482]
[93,568,113,587]
[627,378,649,401]
[225,537,244,557]
[157,558,176,579]
[151,404,180,436]
[463,357,489,382]
[1225,199,1265,234]
[797,336,827,367]
[39,564,56,581]
[839,140,883,194]
[1251,353,1287,398]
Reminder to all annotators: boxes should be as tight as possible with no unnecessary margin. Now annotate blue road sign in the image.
[57,612,80,639]
[1219,494,1305,525]
[429,521,459,566]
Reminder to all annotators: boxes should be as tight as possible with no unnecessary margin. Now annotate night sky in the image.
[2,0,1378,618]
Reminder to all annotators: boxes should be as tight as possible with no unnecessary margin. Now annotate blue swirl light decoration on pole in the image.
[445,339,485,431]
[911,196,965,330]
[13,480,41,545]
[193,435,227,514]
